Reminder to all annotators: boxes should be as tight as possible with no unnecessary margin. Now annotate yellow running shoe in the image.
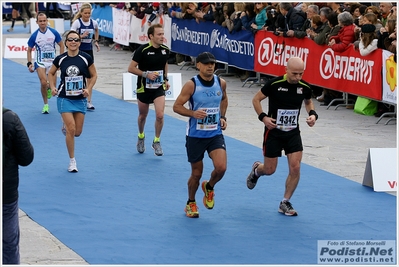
[184,202,199,218]
[201,180,214,209]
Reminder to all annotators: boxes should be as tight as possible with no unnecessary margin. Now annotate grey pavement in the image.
[2,29,397,265]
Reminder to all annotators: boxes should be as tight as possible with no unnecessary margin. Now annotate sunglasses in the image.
[66,38,81,42]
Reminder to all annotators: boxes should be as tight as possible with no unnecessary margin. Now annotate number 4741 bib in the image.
[276,109,299,132]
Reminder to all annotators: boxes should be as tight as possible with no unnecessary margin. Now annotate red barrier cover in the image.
[254,31,382,101]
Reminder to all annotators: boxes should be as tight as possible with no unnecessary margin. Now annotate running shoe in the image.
[7,28,13,32]
[201,180,214,209]
[246,161,261,189]
[47,88,52,99]
[278,201,298,216]
[23,18,27,28]
[152,141,163,156]
[87,102,95,110]
[42,104,49,114]
[137,137,145,153]
[68,159,78,173]
[184,202,199,218]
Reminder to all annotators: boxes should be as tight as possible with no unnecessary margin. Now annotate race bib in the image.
[276,109,299,131]
[41,50,55,62]
[145,70,164,89]
[196,107,220,131]
[65,76,83,96]
[81,29,94,43]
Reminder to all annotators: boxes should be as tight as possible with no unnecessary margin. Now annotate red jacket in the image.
[329,24,356,52]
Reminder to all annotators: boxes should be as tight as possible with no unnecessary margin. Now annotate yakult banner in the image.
[382,50,397,105]
[170,18,254,71]
[254,31,383,101]
[129,14,172,47]
[4,38,35,59]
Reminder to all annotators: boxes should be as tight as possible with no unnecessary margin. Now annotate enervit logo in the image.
[320,48,335,79]
[319,48,375,84]
[258,37,274,66]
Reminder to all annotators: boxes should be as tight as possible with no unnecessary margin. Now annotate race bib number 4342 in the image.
[276,109,299,132]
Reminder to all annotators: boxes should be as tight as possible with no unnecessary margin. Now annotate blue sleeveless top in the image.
[186,74,223,138]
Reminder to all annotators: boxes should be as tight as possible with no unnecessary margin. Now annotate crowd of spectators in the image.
[96,2,396,113]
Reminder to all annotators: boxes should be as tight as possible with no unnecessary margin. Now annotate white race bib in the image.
[65,76,83,96]
[145,70,164,89]
[81,29,94,43]
[196,107,220,131]
[276,109,299,131]
[40,50,55,63]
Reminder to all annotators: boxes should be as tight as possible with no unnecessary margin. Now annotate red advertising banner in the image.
[254,31,382,101]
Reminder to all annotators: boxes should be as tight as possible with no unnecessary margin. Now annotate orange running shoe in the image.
[201,180,214,209]
[185,202,199,218]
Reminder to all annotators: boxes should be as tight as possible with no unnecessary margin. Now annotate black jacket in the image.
[3,108,34,204]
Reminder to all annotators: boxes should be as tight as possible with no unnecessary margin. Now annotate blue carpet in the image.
[2,58,397,265]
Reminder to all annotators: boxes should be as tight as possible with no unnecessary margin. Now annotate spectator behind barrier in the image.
[240,3,256,32]
[325,12,341,46]
[349,3,362,19]
[310,14,323,34]
[294,4,319,39]
[383,20,397,54]
[167,2,181,17]
[264,5,278,31]
[195,2,216,23]
[312,6,333,44]
[251,2,268,33]
[378,18,397,49]
[278,2,306,37]
[147,2,162,26]
[221,3,235,29]
[327,11,355,52]
[358,23,378,56]
[172,2,197,20]
[223,3,245,33]
[130,3,148,20]
[213,3,227,25]
[354,13,379,48]
[379,2,393,26]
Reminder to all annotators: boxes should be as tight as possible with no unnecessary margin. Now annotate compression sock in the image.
[11,18,15,28]
[187,199,196,204]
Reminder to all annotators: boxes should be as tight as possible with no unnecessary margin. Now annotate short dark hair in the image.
[147,23,163,38]
[327,12,339,27]
[279,2,292,12]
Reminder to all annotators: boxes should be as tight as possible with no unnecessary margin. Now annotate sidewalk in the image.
[3,29,397,265]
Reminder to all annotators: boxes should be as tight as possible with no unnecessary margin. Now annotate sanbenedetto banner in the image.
[381,50,397,105]
[254,31,383,101]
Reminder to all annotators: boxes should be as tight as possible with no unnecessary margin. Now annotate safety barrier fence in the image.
[91,5,396,109]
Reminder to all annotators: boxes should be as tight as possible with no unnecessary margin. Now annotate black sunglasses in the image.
[66,38,81,42]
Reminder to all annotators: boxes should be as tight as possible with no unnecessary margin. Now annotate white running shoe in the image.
[68,159,78,172]
[87,102,95,110]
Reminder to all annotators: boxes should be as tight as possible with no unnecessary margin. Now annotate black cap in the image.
[361,24,376,33]
[196,52,216,64]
